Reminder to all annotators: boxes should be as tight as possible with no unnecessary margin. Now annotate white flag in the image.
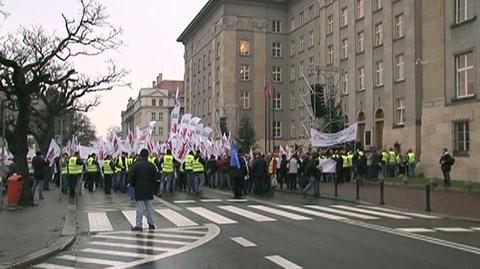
[46,138,61,167]
[310,123,358,147]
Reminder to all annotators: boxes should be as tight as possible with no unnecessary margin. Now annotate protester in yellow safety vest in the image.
[148,154,159,172]
[184,151,195,193]
[114,153,128,193]
[193,150,206,195]
[159,150,175,196]
[407,149,416,178]
[86,153,100,192]
[68,152,83,198]
[387,148,397,177]
[102,155,116,194]
[60,153,69,194]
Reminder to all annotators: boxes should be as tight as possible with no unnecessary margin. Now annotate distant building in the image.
[121,74,184,142]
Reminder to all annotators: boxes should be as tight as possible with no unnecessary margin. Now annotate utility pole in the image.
[0,99,7,210]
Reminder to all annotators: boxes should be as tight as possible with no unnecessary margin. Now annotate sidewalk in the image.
[278,181,480,221]
[0,184,76,269]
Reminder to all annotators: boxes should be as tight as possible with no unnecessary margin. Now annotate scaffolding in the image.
[298,63,346,138]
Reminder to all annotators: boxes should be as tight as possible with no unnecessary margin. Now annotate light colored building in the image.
[178,0,421,152]
[179,0,479,181]
[421,0,479,181]
[121,74,184,142]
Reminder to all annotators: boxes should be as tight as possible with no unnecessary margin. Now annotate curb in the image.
[274,188,480,223]
[0,197,78,269]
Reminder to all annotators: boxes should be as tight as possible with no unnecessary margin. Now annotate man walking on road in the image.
[130,149,157,231]
[439,148,455,188]
[31,151,49,201]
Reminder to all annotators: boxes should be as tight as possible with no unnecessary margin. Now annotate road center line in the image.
[265,255,303,269]
[231,237,257,247]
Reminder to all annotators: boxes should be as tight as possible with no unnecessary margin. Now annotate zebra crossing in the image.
[34,224,220,269]
[83,202,454,233]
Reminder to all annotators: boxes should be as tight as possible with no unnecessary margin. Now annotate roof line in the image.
[177,0,217,43]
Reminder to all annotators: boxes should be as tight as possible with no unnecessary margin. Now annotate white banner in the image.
[310,123,358,147]
[318,159,337,173]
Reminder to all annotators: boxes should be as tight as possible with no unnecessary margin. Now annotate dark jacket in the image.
[129,158,157,201]
[32,156,49,179]
[440,153,455,172]
[251,157,268,178]
[305,158,320,178]
[207,158,217,175]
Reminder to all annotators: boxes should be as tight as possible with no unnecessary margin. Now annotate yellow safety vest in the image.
[342,155,349,168]
[87,157,97,172]
[103,160,114,175]
[193,157,204,173]
[185,154,194,171]
[381,152,388,162]
[388,151,397,164]
[126,157,134,172]
[148,157,159,172]
[347,154,353,167]
[407,153,416,164]
[61,160,69,175]
[68,156,82,175]
[163,155,174,173]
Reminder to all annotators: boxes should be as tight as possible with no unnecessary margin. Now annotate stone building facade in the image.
[179,0,479,181]
[121,74,184,142]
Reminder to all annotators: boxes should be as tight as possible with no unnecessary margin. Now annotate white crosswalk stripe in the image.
[218,206,276,222]
[248,205,312,220]
[155,208,198,227]
[187,207,238,224]
[173,200,196,204]
[80,248,152,258]
[88,241,174,252]
[331,205,411,219]
[120,231,201,240]
[93,234,191,245]
[122,210,149,229]
[57,255,125,266]
[200,199,222,202]
[472,227,480,231]
[278,205,347,220]
[34,264,88,269]
[266,255,303,269]
[87,212,114,232]
[396,228,436,233]
[231,237,257,247]
[359,206,441,219]
[305,205,379,220]
[434,227,474,232]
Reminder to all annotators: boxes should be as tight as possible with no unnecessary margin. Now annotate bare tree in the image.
[106,125,122,141]
[0,0,124,205]
[0,0,8,19]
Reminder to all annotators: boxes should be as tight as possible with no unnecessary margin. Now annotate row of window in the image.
[150,112,164,121]
[150,99,164,107]
[192,42,221,76]
[151,126,164,136]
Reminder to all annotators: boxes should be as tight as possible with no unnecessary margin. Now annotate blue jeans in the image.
[135,200,154,227]
[303,176,319,196]
[186,172,194,193]
[195,173,205,193]
[114,172,126,192]
[31,178,44,199]
[161,173,174,194]
[407,163,416,178]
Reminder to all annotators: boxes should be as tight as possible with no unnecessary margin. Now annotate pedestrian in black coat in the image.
[439,148,455,188]
[251,154,268,194]
[129,149,157,231]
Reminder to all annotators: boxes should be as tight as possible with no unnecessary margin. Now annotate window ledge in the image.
[373,43,384,49]
[356,16,365,22]
[451,94,477,103]
[373,8,383,14]
[326,32,333,37]
[357,89,366,93]
[340,57,348,62]
[451,16,476,29]
[392,124,405,129]
[340,25,348,30]
[394,78,406,84]
[356,51,365,56]
[374,84,384,89]
[453,151,470,158]
[307,45,314,50]
[393,36,405,42]
[239,54,250,57]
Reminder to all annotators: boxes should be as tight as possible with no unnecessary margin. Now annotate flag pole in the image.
[272,80,276,152]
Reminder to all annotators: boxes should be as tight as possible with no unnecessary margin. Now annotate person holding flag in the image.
[229,143,246,199]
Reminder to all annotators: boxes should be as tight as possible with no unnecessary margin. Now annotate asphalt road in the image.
[31,187,480,269]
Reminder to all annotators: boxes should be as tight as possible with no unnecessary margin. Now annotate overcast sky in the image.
[1,0,206,138]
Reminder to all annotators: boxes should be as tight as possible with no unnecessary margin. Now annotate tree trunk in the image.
[13,93,34,206]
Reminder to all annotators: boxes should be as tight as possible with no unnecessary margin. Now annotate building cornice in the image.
[177,0,289,43]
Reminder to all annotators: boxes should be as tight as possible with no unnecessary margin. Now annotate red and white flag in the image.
[46,138,61,167]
